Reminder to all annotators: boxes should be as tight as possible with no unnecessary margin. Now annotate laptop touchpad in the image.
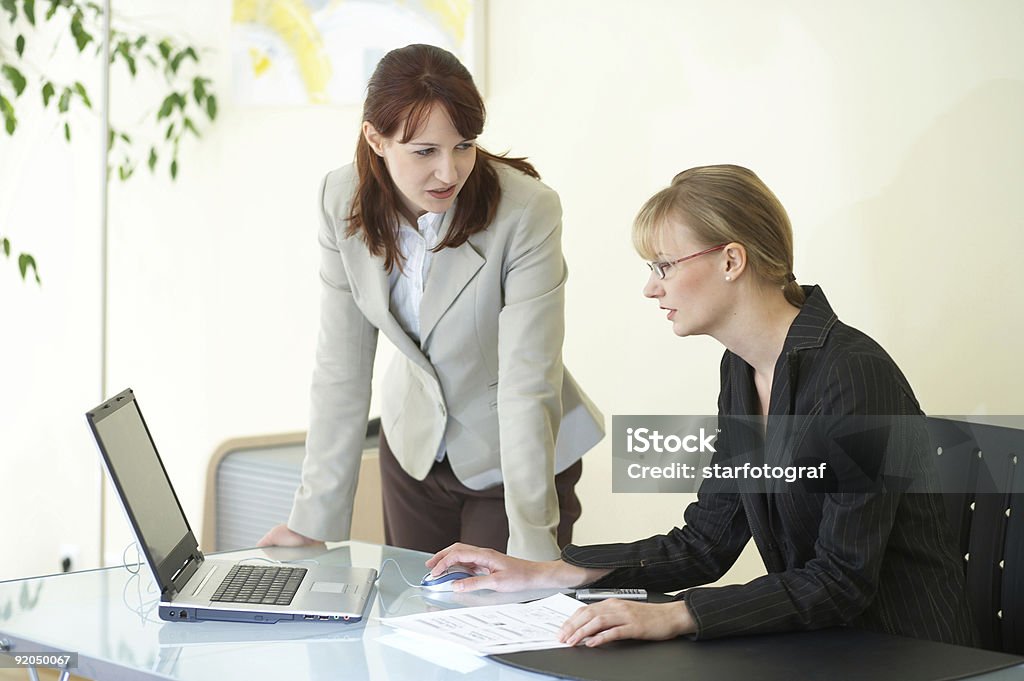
[311,582,350,594]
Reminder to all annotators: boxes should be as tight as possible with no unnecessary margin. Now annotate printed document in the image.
[380,593,584,655]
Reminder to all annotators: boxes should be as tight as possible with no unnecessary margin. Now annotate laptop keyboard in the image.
[210,564,308,606]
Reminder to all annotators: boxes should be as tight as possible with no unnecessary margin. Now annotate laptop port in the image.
[319,615,330,620]
[179,611,187,619]
[303,614,316,620]
[168,611,176,617]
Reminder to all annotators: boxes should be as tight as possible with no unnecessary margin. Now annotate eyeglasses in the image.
[646,243,728,280]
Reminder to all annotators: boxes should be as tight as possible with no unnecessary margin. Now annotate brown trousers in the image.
[378,430,583,554]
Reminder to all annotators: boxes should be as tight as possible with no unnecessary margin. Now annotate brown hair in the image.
[633,164,805,307]
[348,44,539,272]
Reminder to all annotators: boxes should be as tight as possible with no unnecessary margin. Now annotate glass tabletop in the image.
[2,542,1022,681]
[0,542,558,681]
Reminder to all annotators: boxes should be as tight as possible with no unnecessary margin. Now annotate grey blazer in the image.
[288,163,604,559]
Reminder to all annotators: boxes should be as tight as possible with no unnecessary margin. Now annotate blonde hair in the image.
[633,164,804,307]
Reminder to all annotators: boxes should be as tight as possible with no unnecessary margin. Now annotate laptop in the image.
[86,388,378,624]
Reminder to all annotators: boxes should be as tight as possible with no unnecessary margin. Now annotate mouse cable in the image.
[377,558,427,588]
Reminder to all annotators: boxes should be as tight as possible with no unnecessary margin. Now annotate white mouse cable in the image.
[377,558,431,588]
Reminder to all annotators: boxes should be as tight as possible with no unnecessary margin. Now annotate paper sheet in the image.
[379,593,585,655]
[376,631,488,673]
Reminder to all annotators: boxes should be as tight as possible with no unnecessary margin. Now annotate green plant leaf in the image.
[165,122,174,139]
[0,94,16,135]
[70,16,92,51]
[183,117,198,136]
[1,65,27,97]
[18,253,40,284]
[41,81,54,106]
[1,0,17,22]
[119,131,131,143]
[45,0,57,21]
[107,128,114,148]
[63,121,70,141]
[2,238,10,257]
[134,35,146,49]
[205,94,217,120]
[157,93,174,119]
[23,0,34,24]
[170,46,198,75]
[192,76,206,104]
[73,81,91,108]
[15,34,24,57]
[125,54,136,77]
[147,147,157,171]
[58,87,70,112]
[170,158,178,180]
[158,39,171,60]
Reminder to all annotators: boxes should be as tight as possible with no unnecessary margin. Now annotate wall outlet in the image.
[58,543,80,573]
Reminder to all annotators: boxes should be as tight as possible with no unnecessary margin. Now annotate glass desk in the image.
[1,542,1022,681]
[0,542,557,681]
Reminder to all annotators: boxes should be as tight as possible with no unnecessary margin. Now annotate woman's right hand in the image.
[256,523,324,548]
[425,543,609,593]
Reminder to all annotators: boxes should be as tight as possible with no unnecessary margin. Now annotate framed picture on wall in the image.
[230,0,486,106]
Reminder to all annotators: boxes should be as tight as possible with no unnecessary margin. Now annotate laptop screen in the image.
[89,393,192,569]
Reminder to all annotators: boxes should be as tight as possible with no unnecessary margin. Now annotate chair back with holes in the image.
[927,417,1023,653]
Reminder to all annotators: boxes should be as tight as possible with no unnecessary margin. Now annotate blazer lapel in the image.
[338,234,433,373]
[419,222,484,345]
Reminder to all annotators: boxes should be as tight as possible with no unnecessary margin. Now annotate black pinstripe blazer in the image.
[563,286,977,645]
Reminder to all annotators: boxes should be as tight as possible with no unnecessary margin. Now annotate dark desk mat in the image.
[491,628,1024,681]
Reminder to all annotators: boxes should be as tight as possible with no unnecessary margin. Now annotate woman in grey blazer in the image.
[259,44,603,561]
[427,165,974,646]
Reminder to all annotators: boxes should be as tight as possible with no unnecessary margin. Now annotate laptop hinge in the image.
[169,550,204,596]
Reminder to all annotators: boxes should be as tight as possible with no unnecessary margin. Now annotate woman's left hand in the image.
[559,599,696,647]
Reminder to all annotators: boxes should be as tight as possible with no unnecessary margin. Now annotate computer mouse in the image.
[420,564,476,591]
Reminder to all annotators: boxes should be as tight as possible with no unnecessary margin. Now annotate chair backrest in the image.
[926,417,1023,654]
[202,418,383,552]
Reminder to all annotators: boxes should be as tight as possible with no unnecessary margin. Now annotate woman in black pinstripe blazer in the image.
[427,165,976,648]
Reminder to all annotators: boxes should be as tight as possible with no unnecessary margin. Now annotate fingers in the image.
[559,601,636,647]
[562,610,622,646]
[256,524,319,548]
[449,574,496,592]
[426,543,501,575]
[424,543,461,569]
[559,601,693,646]
[256,524,283,547]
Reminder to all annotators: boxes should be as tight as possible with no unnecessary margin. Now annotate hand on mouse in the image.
[425,543,611,593]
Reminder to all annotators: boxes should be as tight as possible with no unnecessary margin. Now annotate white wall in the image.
[2,0,1022,585]
[0,17,104,580]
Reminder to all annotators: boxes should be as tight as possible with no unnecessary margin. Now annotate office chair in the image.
[201,418,384,552]
[927,417,1023,654]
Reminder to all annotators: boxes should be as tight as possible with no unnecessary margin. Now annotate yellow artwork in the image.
[231,0,481,106]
